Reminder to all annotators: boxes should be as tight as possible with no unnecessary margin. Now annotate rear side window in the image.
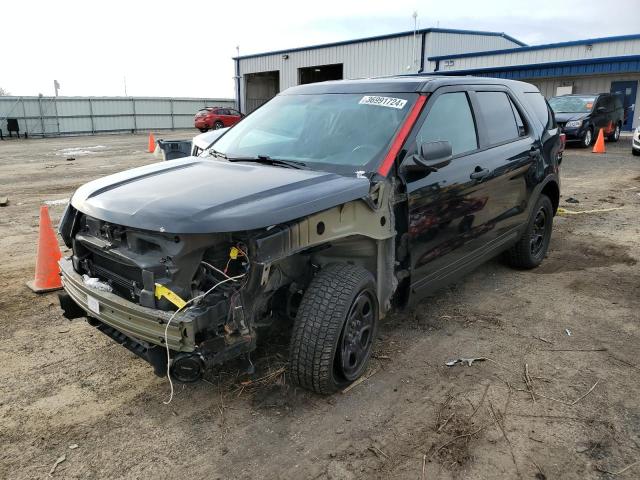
[476,91,520,144]
[416,92,478,156]
[509,98,526,136]
[524,92,555,129]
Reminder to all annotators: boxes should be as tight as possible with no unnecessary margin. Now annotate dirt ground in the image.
[1,131,639,480]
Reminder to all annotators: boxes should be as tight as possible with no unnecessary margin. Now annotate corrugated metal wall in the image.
[433,38,640,72]
[0,96,234,136]
[529,74,640,129]
[423,32,520,67]
[238,31,523,112]
[238,34,418,107]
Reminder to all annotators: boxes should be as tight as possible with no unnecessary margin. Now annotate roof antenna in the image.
[409,11,418,72]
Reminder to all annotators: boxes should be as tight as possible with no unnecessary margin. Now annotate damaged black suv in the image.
[58,76,562,394]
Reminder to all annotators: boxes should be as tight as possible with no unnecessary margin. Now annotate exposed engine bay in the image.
[70,213,250,313]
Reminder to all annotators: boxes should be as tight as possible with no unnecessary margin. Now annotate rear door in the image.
[216,109,231,126]
[469,88,537,236]
[228,109,243,125]
[591,96,609,133]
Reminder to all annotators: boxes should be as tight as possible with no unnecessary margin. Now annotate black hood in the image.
[554,112,590,123]
[71,157,370,233]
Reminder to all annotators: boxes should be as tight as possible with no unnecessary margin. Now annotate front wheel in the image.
[289,264,379,394]
[213,121,224,130]
[198,128,208,133]
[505,194,553,269]
[580,128,593,148]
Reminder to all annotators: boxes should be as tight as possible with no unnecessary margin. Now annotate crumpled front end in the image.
[58,205,257,381]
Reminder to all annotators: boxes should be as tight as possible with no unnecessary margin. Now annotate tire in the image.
[505,194,553,269]
[213,121,224,130]
[198,128,208,133]
[289,264,379,394]
[580,128,593,148]
[607,123,621,142]
[633,149,640,156]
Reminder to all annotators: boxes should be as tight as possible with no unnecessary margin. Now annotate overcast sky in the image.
[2,0,638,98]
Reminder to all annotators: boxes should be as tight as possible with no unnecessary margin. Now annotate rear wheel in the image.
[214,121,224,130]
[633,149,640,156]
[505,194,553,269]
[289,264,378,394]
[607,123,621,142]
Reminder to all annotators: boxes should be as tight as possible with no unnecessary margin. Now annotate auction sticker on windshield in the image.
[359,96,407,109]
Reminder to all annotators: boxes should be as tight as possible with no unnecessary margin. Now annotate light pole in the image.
[412,11,419,73]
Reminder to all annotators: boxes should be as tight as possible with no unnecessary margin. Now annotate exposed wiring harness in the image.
[163,244,250,405]
[163,273,245,404]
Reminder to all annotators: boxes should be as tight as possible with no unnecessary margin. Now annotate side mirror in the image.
[402,141,453,173]
[596,106,606,113]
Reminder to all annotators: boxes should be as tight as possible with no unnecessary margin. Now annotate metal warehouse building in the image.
[234,28,525,113]
[431,34,640,130]
[235,29,640,130]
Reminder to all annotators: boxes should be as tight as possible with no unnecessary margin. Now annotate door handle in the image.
[470,168,490,180]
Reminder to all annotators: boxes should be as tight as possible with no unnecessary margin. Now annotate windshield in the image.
[549,96,596,114]
[209,93,417,173]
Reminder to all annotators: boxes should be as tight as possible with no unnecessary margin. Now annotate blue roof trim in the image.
[234,27,525,60]
[428,33,640,61]
[430,55,640,80]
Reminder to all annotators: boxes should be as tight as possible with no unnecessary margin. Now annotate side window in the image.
[415,92,478,156]
[523,92,555,130]
[476,91,520,144]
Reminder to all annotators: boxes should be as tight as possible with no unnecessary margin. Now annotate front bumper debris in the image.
[59,257,256,380]
[59,257,192,352]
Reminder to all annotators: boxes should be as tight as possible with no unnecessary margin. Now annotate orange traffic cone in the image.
[26,205,63,293]
[592,128,606,154]
[148,133,156,153]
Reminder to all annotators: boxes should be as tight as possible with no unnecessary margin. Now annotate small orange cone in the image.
[26,205,63,293]
[592,128,606,154]
[148,133,156,153]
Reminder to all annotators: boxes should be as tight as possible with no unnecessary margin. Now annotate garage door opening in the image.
[244,70,279,114]
[298,64,343,85]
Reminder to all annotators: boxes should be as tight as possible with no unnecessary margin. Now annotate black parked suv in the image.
[549,93,623,147]
[58,76,562,394]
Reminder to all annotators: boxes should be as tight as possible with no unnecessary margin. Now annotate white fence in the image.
[0,96,235,137]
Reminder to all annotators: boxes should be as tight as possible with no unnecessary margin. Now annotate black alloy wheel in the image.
[339,289,376,381]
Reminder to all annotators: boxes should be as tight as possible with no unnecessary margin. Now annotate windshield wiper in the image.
[209,149,229,160]
[227,155,306,169]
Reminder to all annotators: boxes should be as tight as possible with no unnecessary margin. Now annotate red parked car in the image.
[194,107,243,132]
